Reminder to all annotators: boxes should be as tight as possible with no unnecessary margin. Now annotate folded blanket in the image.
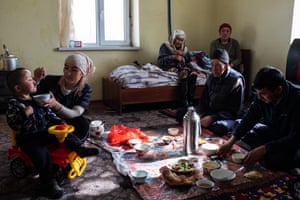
[109,63,209,88]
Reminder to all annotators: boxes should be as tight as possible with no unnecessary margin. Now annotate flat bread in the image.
[244,170,263,179]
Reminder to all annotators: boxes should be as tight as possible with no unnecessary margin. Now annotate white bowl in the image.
[196,179,215,190]
[161,135,174,144]
[201,143,220,155]
[131,170,148,184]
[210,168,236,182]
[33,93,50,103]
[134,143,151,155]
[231,152,246,163]
[168,128,179,136]
[128,138,142,147]
[202,160,221,174]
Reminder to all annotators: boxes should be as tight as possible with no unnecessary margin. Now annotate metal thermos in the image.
[183,106,201,155]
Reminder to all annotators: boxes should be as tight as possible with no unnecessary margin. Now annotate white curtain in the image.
[58,0,75,47]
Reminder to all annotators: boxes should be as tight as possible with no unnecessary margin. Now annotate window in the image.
[58,0,140,50]
[291,0,300,43]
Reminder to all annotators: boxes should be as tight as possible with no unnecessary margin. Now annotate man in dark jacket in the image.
[197,48,245,136]
[218,66,300,171]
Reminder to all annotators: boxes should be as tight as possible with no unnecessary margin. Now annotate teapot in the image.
[89,120,105,137]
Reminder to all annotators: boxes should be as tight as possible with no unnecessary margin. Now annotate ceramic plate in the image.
[210,168,236,181]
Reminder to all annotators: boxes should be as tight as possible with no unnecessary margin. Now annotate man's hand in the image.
[243,146,266,165]
[217,136,237,156]
[200,115,213,127]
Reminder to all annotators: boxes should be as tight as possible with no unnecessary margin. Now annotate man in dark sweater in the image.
[196,48,245,136]
[218,66,300,171]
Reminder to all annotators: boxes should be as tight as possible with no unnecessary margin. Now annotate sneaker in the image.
[77,147,99,157]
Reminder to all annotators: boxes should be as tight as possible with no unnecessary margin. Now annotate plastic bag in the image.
[107,124,149,146]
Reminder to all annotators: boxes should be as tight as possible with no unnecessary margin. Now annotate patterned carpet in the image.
[0,101,178,200]
[0,102,298,200]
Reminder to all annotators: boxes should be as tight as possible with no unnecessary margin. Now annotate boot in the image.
[40,178,64,199]
[187,74,197,106]
[180,78,190,107]
[76,146,99,158]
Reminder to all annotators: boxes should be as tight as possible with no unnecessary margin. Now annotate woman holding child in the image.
[34,52,95,142]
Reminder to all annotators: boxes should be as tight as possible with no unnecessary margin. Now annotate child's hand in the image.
[24,105,34,117]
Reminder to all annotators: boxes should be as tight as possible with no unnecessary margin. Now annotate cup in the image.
[89,120,104,137]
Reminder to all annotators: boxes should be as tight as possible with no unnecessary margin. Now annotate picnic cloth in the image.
[95,126,297,200]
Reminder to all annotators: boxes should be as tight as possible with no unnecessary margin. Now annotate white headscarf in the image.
[64,52,95,75]
[60,52,95,96]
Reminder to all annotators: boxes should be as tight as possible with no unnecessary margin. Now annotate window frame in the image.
[58,0,139,51]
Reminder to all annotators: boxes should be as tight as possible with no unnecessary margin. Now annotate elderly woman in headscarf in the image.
[210,23,242,70]
[157,29,198,107]
[34,52,95,142]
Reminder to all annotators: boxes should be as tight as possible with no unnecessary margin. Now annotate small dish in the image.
[128,138,142,147]
[131,170,148,184]
[196,179,215,190]
[161,135,174,144]
[201,143,220,155]
[210,168,236,182]
[202,160,221,174]
[231,152,246,163]
[168,128,179,136]
[134,143,151,155]
[32,93,51,103]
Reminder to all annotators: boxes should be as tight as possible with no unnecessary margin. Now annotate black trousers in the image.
[180,73,197,107]
[66,115,90,142]
[17,129,85,182]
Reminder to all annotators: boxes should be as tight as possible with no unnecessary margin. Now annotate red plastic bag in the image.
[107,125,149,146]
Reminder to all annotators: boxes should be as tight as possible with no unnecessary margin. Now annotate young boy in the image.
[6,68,98,199]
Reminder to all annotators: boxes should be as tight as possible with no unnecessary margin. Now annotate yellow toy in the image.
[8,124,87,179]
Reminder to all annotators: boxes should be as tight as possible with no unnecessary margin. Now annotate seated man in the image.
[157,29,198,107]
[218,66,300,171]
[197,48,245,136]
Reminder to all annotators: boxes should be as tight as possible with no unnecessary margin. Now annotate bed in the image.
[103,49,252,114]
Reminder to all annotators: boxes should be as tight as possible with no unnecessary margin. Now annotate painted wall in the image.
[0,0,295,100]
[214,0,294,81]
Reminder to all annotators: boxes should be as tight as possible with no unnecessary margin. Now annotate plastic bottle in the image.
[183,106,201,155]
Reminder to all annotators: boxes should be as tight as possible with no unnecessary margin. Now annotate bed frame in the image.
[103,49,251,114]
[102,77,204,114]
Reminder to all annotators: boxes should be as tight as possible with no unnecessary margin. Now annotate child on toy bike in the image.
[6,68,99,199]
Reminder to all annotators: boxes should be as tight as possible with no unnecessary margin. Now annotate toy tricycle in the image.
[7,124,87,180]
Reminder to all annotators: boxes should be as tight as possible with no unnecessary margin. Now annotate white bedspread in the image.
[109,63,209,88]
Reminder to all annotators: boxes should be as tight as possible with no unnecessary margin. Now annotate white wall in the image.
[0,0,295,100]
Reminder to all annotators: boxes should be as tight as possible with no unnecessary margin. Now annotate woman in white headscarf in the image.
[34,52,95,142]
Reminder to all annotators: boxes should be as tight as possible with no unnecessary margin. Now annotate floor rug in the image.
[159,108,177,118]
[0,102,298,200]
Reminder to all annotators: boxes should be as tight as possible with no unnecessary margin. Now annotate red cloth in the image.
[107,125,149,146]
